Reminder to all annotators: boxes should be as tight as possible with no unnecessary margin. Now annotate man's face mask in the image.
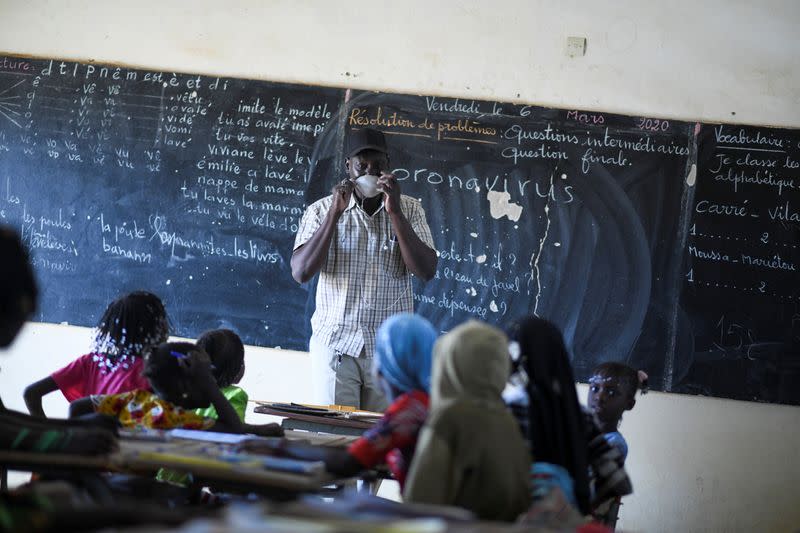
[354,174,382,199]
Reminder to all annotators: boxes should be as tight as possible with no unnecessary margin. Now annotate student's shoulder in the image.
[386,390,429,416]
[604,431,628,455]
[71,353,98,364]
[423,401,473,432]
[53,353,96,375]
[224,385,248,399]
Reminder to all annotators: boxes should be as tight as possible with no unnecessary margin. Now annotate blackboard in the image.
[0,54,797,405]
[676,124,800,404]
[315,92,695,393]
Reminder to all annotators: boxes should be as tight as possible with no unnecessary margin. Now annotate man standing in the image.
[291,128,437,412]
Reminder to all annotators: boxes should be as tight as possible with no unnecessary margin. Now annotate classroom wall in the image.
[1,1,799,531]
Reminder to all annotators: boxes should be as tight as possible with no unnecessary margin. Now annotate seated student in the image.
[246,313,437,487]
[403,320,531,522]
[504,316,592,515]
[505,317,632,529]
[194,329,248,421]
[0,227,116,455]
[70,342,282,437]
[155,329,248,486]
[587,362,648,463]
[586,362,645,528]
[24,291,170,417]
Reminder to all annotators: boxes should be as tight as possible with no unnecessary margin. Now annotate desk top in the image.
[254,403,379,430]
[0,431,331,493]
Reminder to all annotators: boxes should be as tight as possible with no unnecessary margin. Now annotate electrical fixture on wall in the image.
[565,36,587,57]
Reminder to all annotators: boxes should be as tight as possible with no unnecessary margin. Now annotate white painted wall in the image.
[1,1,800,531]
[1,0,799,127]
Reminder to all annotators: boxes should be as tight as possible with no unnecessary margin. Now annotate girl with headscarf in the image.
[505,316,632,526]
[249,313,437,486]
[505,316,592,514]
[404,320,531,522]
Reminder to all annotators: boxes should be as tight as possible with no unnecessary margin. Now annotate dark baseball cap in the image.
[346,128,388,158]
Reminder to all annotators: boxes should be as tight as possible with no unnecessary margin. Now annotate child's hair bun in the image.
[637,370,649,395]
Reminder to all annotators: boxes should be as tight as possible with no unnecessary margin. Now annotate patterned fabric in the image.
[156,386,248,486]
[348,390,429,488]
[194,385,248,421]
[294,194,435,358]
[92,389,214,430]
[51,353,150,402]
[584,410,632,509]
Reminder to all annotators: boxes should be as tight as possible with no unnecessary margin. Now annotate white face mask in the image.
[354,174,382,199]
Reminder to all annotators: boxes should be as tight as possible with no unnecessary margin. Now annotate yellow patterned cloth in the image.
[92,389,214,430]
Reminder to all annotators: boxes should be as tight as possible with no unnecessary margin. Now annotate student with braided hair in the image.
[24,291,170,417]
[70,341,281,438]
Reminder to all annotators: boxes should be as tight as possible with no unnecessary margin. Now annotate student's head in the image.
[0,227,37,348]
[197,329,245,388]
[345,128,389,180]
[507,316,575,389]
[588,362,648,428]
[430,320,509,406]
[144,341,211,409]
[373,313,438,401]
[92,291,169,368]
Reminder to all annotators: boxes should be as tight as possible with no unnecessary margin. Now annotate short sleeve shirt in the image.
[194,385,248,421]
[51,353,151,402]
[604,431,628,462]
[92,389,214,430]
[348,390,429,488]
[294,194,435,357]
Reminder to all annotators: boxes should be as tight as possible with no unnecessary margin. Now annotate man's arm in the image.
[290,180,353,283]
[379,174,437,281]
[389,209,437,281]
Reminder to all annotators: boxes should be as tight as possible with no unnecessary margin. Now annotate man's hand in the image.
[331,178,354,216]
[290,179,351,283]
[378,172,401,214]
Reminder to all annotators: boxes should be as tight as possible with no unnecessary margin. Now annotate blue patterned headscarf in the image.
[374,313,438,394]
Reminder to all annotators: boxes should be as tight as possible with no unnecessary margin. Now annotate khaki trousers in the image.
[309,335,388,412]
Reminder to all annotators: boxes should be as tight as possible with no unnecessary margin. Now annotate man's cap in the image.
[346,128,388,158]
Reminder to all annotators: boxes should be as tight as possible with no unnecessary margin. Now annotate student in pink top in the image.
[23,291,169,417]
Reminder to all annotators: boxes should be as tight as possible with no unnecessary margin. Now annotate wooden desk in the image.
[253,404,377,437]
[0,432,332,495]
[253,405,389,495]
[283,429,358,448]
